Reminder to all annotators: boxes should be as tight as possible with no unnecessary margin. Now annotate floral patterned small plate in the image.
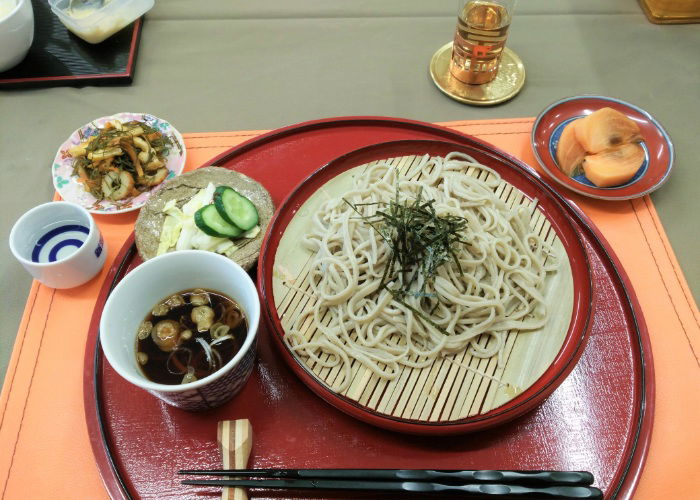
[52,112,186,214]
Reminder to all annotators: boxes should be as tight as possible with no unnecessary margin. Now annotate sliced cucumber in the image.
[194,204,243,238]
[214,186,259,231]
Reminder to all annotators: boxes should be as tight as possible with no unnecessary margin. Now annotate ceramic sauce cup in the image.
[9,201,107,289]
[99,250,260,411]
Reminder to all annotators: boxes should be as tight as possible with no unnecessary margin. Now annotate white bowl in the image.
[100,250,260,411]
[0,0,34,72]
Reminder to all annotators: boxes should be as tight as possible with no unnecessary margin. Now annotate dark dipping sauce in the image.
[136,288,247,385]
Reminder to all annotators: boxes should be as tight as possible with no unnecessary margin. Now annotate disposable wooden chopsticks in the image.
[179,469,603,498]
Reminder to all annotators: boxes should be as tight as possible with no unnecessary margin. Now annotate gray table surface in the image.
[0,0,698,384]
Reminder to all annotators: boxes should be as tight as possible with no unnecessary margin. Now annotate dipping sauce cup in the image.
[9,201,106,289]
[99,250,260,411]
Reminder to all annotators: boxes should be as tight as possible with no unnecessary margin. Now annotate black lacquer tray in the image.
[0,0,143,89]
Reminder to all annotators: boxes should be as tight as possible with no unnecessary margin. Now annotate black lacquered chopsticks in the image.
[179,469,603,498]
[180,468,594,485]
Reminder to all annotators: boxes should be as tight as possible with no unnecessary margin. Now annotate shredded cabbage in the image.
[156,199,185,255]
[242,225,261,239]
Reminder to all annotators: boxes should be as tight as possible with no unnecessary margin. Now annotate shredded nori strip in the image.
[343,186,469,336]
[113,153,135,174]
[345,186,468,297]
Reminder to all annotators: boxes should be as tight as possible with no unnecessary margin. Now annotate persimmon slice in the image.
[574,107,642,154]
[555,120,586,176]
[582,143,645,188]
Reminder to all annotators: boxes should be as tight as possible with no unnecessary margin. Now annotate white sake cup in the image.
[9,201,107,289]
[0,0,34,72]
[99,250,260,411]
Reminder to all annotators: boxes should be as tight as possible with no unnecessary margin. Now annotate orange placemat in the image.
[0,118,698,499]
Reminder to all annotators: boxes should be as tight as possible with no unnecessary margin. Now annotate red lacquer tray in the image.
[83,117,654,500]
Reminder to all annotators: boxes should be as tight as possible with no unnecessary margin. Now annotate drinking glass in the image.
[449,0,517,85]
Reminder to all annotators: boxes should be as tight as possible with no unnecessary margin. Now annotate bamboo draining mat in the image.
[272,154,574,422]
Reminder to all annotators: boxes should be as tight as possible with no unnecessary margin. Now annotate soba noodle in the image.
[284,152,559,392]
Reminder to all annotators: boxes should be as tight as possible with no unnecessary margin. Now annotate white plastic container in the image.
[49,0,154,44]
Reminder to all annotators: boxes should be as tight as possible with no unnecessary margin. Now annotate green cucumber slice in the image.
[194,204,243,238]
[214,186,259,231]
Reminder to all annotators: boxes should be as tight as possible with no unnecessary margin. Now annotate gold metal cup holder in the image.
[429,41,525,106]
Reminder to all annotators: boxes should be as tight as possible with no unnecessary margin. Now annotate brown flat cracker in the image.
[135,167,274,271]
